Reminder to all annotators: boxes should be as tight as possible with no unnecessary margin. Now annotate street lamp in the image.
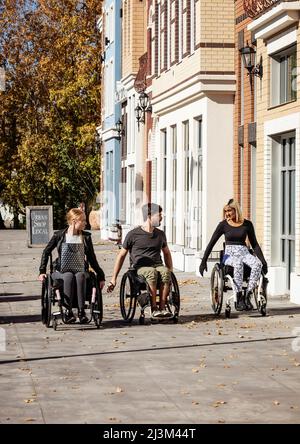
[135,91,152,129]
[240,44,263,79]
[115,119,124,140]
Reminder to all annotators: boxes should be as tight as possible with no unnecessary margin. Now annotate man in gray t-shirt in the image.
[107,203,173,318]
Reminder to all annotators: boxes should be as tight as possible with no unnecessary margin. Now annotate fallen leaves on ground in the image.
[273,400,280,406]
[24,399,35,403]
[212,400,227,408]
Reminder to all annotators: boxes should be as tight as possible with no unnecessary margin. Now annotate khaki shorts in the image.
[137,265,171,286]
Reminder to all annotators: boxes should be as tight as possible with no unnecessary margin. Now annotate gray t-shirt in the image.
[123,226,167,268]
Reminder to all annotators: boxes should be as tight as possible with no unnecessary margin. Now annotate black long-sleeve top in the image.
[201,219,267,266]
[39,228,105,281]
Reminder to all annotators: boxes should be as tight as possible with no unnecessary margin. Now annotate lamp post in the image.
[135,91,152,130]
[115,118,123,141]
[240,44,263,79]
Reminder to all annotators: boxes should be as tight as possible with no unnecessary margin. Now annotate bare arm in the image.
[162,246,173,272]
[107,247,128,292]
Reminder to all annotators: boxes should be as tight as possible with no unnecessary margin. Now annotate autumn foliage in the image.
[0,0,102,227]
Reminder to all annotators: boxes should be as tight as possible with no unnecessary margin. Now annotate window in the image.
[250,143,256,225]
[161,129,167,232]
[239,145,244,209]
[270,44,297,107]
[171,125,177,243]
[120,167,127,224]
[240,56,244,125]
[195,117,202,251]
[183,120,191,247]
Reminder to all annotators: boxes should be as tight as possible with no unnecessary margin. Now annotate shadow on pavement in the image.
[0,295,40,303]
[0,335,297,366]
[0,314,41,324]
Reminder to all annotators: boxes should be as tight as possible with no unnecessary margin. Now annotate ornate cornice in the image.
[243,0,285,18]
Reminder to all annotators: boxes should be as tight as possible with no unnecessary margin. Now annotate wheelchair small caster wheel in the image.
[260,304,267,316]
[173,316,178,324]
[225,307,231,318]
[139,316,145,325]
[52,317,57,330]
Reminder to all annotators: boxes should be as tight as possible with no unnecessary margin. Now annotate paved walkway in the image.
[1,230,300,424]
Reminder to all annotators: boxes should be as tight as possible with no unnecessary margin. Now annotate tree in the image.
[0,0,102,228]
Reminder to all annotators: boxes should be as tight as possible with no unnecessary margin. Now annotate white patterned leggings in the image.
[223,245,262,294]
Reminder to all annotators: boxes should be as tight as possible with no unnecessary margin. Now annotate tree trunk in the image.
[0,212,6,229]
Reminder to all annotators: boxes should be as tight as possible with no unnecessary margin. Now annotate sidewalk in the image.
[1,230,300,424]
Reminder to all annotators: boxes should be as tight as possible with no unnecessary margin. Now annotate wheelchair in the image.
[209,248,268,318]
[41,255,103,330]
[119,268,180,324]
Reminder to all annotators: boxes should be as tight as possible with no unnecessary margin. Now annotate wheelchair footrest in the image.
[52,312,61,317]
[92,310,100,314]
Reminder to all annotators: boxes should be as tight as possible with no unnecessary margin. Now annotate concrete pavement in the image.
[1,230,300,424]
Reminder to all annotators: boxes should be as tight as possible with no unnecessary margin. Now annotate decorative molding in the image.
[243,0,284,18]
[134,52,148,93]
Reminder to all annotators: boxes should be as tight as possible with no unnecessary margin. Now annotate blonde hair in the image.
[66,208,85,226]
[223,199,244,223]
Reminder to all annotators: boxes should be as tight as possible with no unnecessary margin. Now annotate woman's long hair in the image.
[222,198,244,223]
[66,208,84,226]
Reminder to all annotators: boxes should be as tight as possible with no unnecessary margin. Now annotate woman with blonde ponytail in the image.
[38,208,105,323]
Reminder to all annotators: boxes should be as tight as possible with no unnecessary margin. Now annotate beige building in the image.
[117,0,147,233]
[247,1,300,301]
[148,0,236,272]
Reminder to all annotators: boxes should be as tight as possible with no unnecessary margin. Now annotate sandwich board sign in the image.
[26,206,53,247]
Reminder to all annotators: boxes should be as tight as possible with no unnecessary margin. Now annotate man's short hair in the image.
[142,203,163,221]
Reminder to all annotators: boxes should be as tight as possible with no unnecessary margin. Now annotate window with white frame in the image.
[190,0,195,54]
[239,144,244,210]
[178,0,183,61]
[157,2,161,73]
[250,143,256,226]
[195,116,202,251]
[171,125,177,244]
[270,44,297,107]
[105,59,114,117]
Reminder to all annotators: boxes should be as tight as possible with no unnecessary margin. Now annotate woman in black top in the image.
[199,199,268,311]
[38,208,105,323]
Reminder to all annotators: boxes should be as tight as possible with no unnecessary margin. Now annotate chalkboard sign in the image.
[26,206,53,247]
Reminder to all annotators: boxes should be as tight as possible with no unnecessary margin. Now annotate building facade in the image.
[116,0,147,236]
[100,0,122,239]
[245,0,300,302]
[147,0,235,272]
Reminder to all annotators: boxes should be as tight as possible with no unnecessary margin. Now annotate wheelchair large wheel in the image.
[120,272,137,322]
[93,286,103,329]
[41,276,52,328]
[166,272,180,322]
[210,264,223,315]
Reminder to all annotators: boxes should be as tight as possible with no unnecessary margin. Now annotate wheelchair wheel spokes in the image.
[45,276,53,328]
[120,273,137,322]
[93,287,103,329]
[167,272,180,321]
[254,276,268,316]
[210,264,223,315]
[41,279,47,325]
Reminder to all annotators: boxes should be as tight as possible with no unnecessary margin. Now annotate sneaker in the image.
[160,309,172,318]
[78,310,88,324]
[151,310,162,318]
[65,310,76,324]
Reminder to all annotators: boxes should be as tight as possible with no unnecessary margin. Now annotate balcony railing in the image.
[243,0,295,18]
